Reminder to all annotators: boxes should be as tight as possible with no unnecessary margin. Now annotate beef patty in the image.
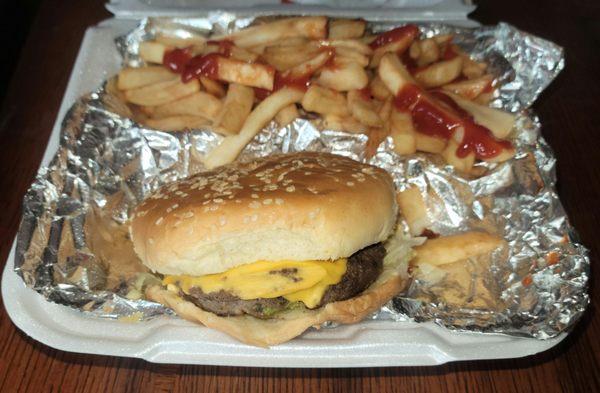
[181,243,385,318]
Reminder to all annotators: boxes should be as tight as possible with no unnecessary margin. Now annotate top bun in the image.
[130,152,397,276]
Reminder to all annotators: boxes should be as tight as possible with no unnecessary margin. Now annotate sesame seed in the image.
[263,198,273,205]
[275,198,284,205]
[346,181,355,186]
[249,201,261,209]
[251,214,258,222]
[155,217,164,225]
[286,186,296,193]
[213,198,223,204]
[251,194,259,199]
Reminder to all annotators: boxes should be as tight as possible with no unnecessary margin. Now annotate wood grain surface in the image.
[0,1,598,392]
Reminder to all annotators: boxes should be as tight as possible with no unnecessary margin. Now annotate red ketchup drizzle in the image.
[401,51,418,72]
[394,85,512,159]
[369,24,419,50]
[181,53,221,82]
[163,47,193,73]
[481,80,495,93]
[252,48,334,101]
[358,86,372,100]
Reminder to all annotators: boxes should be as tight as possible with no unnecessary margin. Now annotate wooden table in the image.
[0,1,598,391]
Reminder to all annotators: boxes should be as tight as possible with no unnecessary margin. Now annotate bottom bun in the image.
[146,273,405,347]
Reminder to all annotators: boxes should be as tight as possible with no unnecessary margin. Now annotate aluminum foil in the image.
[14,16,588,338]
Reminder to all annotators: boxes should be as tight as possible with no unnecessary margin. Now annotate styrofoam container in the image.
[1,9,565,366]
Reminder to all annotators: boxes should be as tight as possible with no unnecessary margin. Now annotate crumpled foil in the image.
[14,15,588,339]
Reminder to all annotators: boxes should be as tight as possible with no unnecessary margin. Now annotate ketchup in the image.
[181,53,221,82]
[369,24,419,50]
[442,44,458,60]
[394,85,512,159]
[163,47,193,73]
[253,48,333,100]
[358,86,372,100]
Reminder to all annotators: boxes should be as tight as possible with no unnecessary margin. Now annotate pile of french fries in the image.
[113,16,516,172]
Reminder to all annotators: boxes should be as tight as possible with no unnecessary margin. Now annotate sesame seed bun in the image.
[130,152,398,276]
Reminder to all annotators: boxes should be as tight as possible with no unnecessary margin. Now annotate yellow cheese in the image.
[163,258,347,308]
[284,258,347,308]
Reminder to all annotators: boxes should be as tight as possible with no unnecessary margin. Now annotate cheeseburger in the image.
[131,152,406,346]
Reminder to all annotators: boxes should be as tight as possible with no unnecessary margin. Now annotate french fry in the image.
[441,133,476,173]
[443,92,515,139]
[104,77,134,118]
[412,231,506,266]
[155,34,205,49]
[441,74,494,101]
[396,186,430,236]
[286,50,334,79]
[389,109,417,155]
[369,31,418,68]
[141,91,223,119]
[275,104,299,127]
[414,38,440,67]
[462,56,487,79]
[139,41,172,64]
[322,39,372,55]
[378,96,393,122]
[413,56,463,88]
[474,92,494,105]
[415,133,447,153]
[331,47,370,67]
[117,66,177,90]
[262,42,321,71]
[214,83,255,135]
[365,126,388,158]
[301,85,350,116]
[369,76,391,101]
[124,78,200,106]
[328,19,366,39]
[433,34,453,46]
[204,88,305,169]
[248,44,267,55]
[220,17,328,48]
[322,114,368,134]
[317,60,369,91]
[378,53,414,95]
[200,77,226,98]
[365,98,392,158]
[347,90,383,127]
[144,115,210,132]
[216,57,275,90]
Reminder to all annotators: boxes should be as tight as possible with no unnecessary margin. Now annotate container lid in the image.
[106,0,476,21]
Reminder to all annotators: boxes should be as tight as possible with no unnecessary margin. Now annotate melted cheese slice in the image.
[163,259,347,309]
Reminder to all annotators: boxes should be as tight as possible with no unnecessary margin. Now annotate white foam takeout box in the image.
[1,0,565,367]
